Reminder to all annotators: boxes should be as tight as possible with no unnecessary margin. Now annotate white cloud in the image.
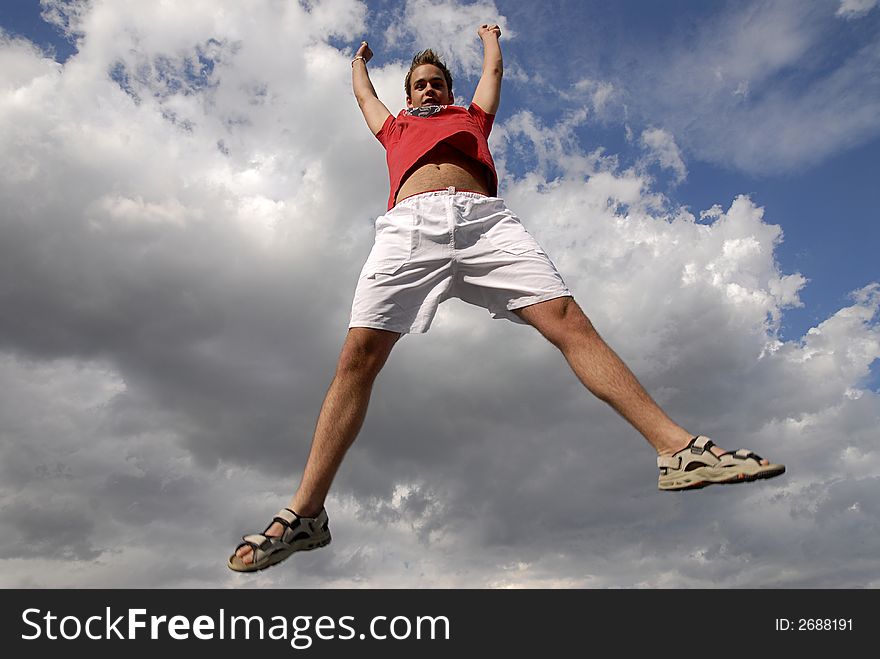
[493,108,594,182]
[640,127,688,184]
[571,78,616,114]
[553,77,620,126]
[1,0,879,588]
[836,0,878,19]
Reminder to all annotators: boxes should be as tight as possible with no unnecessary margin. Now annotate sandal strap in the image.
[253,508,321,550]
[262,509,294,535]
[271,508,321,545]
[691,435,715,452]
[658,455,681,469]
[234,534,276,556]
[242,533,275,549]
[241,533,292,563]
[657,435,716,469]
[242,508,328,547]
[274,508,299,526]
[719,449,763,463]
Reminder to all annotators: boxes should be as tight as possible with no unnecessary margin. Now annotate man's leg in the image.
[234,327,401,565]
[513,296,768,461]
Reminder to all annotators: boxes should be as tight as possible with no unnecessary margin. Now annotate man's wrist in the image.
[351,56,367,67]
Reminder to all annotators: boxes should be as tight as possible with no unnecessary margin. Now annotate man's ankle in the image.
[289,503,323,518]
[656,434,698,457]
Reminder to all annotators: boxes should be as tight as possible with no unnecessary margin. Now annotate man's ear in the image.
[449,92,454,104]
[406,96,413,108]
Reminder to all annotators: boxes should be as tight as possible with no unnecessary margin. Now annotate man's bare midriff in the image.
[395,141,491,205]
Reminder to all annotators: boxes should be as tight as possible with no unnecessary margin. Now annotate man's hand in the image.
[477,24,501,40]
[355,40,373,63]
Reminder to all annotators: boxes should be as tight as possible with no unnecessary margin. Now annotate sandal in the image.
[227,507,331,573]
[657,435,784,491]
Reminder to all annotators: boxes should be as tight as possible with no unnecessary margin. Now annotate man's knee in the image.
[517,296,595,347]
[336,328,400,378]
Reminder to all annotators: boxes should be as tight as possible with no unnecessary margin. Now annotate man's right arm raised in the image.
[352,41,392,135]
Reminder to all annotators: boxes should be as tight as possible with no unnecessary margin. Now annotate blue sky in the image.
[0,1,76,61]
[1,0,879,588]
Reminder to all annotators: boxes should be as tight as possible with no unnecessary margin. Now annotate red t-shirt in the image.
[375,103,498,210]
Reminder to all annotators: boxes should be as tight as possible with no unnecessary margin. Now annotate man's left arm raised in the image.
[472,23,503,115]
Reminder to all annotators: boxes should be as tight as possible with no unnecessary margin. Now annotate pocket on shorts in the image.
[482,215,542,255]
[364,211,418,276]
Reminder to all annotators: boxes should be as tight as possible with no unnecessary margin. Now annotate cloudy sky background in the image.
[1,0,878,588]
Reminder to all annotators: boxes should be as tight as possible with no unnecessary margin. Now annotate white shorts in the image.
[349,187,572,334]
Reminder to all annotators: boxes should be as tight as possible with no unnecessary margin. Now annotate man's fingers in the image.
[356,40,373,60]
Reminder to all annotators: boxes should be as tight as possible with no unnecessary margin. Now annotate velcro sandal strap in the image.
[243,533,271,549]
[261,509,299,536]
[658,436,715,469]
[657,455,681,469]
[733,449,762,461]
[275,508,299,526]
[691,435,714,453]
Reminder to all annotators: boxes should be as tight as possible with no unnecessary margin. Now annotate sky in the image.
[0,0,878,589]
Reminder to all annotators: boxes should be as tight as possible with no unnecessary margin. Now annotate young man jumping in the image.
[228,25,784,573]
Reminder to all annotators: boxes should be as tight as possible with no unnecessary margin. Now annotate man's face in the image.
[407,64,453,108]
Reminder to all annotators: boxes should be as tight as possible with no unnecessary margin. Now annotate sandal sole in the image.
[659,464,785,491]
[659,465,738,491]
[719,464,786,485]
